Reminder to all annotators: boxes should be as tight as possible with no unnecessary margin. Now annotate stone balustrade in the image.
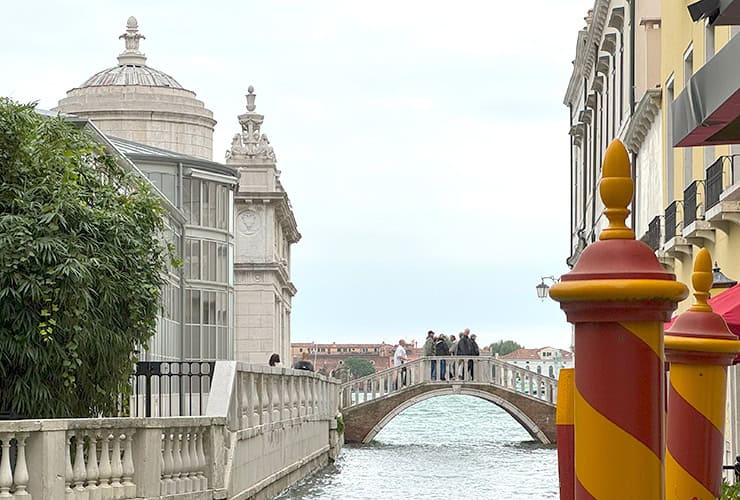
[0,361,343,500]
[340,356,558,410]
[0,417,226,500]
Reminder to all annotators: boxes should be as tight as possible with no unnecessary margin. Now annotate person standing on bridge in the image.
[393,339,408,389]
[434,335,450,381]
[457,329,474,380]
[423,331,436,380]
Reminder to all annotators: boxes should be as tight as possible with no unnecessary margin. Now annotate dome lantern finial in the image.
[246,86,257,112]
[118,16,147,66]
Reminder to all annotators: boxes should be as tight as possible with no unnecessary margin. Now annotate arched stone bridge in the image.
[340,356,558,444]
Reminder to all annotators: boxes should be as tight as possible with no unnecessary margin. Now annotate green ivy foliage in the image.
[724,480,740,500]
[0,99,169,418]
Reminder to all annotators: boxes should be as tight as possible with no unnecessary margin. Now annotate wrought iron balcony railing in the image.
[705,157,724,211]
[683,181,700,226]
[641,215,661,251]
[665,201,679,241]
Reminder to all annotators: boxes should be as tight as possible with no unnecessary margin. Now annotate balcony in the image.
[672,33,740,147]
[663,200,693,257]
[705,155,740,227]
[682,180,715,243]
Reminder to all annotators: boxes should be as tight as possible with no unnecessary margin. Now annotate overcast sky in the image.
[2,0,592,350]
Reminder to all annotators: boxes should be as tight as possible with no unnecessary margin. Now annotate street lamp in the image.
[535,276,560,300]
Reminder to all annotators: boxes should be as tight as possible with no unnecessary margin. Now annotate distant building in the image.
[499,347,574,379]
[291,341,419,376]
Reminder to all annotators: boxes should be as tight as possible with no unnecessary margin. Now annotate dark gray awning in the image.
[672,33,740,147]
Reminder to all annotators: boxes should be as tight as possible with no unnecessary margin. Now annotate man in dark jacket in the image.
[434,335,450,380]
[457,329,475,380]
[470,334,480,356]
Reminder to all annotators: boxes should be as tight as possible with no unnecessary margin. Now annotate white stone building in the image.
[55,17,298,364]
[499,347,574,380]
[564,0,663,266]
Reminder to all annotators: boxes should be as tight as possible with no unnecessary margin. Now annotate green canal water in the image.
[277,395,559,499]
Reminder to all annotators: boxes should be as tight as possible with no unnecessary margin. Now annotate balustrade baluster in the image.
[291,376,299,419]
[180,429,192,493]
[172,431,184,493]
[239,373,250,429]
[161,431,174,495]
[110,433,124,500]
[99,433,112,500]
[196,430,208,490]
[188,428,200,491]
[73,432,88,499]
[250,373,259,427]
[120,431,135,497]
[271,376,280,422]
[0,433,12,498]
[260,374,269,424]
[283,376,292,421]
[85,431,100,500]
[66,433,75,500]
[11,433,29,499]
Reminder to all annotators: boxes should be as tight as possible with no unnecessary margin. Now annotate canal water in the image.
[277,395,559,499]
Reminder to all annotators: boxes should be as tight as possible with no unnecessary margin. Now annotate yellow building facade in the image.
[660,3,739,313]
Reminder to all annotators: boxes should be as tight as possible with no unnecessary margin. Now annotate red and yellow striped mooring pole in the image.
[665,248,740,499]
[549,139,688,499]
[556,367,575,500]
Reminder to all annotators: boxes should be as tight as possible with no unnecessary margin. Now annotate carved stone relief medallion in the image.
[237,209,261,236]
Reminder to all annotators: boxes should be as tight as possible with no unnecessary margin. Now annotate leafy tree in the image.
[488,339,523,356]
[0,99,169,418]
[344,358,376,379]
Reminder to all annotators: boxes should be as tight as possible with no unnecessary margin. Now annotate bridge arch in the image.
[350,385,553,445]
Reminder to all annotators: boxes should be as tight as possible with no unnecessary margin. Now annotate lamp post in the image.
[536,276,560,300]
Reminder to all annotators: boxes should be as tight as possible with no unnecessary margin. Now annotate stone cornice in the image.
[564,0,613,106]
[234,262,297,296]
[235,191,301,244]
[624,88,662,153]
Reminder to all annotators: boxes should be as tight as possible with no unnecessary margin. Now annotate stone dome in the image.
[75,16,182,90]
[80,64,183,89]
[56,16,216,160]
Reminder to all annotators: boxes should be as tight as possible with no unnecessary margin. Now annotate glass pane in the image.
[184,240,192,279]
[191,325,201,359]
[191,290,200,324]
[208,183,217,227]
[183,178,191,222]
[183,325,192,359]
[209,291,216,325]
[201,241,209,281]
[209,326,217,359]
[192,179,201,225]
[209,241,217,282]
[192,241,201,280]
[161,174,176,203]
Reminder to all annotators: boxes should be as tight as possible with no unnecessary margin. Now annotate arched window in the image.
[549,366,555,377]
[537,365,542,374]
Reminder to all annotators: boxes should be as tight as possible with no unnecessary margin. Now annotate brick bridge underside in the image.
[342,383,557,444]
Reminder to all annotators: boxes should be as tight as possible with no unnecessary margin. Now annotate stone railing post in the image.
[549,140,688,499]
[206,422,227,492]
[132,426,161,498]
[25,427,66,498]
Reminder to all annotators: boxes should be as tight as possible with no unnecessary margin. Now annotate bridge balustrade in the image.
[339,356,558,411]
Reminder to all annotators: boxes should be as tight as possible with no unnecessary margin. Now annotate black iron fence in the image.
[641,216,661,251]
[706,157,724,211]
[131,361,216,417]
[683,181,699,227]
[665,201,679,241]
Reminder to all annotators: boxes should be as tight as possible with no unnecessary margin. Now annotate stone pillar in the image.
[665,248,740,499]
[229,87,300,365]
[549,140,688,499]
